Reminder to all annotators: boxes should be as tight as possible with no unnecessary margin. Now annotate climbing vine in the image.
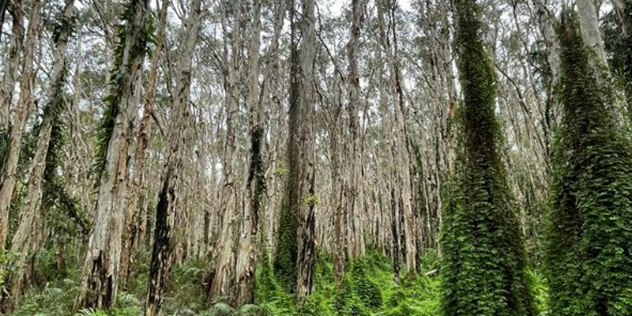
[440,0,535,315]
[544,10,632,315]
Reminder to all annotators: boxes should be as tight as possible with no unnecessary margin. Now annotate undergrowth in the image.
[8,248,548,315]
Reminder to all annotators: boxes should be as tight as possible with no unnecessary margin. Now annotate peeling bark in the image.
[234,0,264,306]
[296,0,316,301]
[0,0,40,252]
[76,0,149,309]
[0,1,75,311]
[346,0,366,260]
[120,0,169,289]
[144,1,202,314]
[0,0,23,133]
[377,0,418,273]
[209,1,243,300]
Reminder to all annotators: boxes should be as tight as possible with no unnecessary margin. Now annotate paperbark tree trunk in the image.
[0,0,40,252]
[119,0,169,289]
[260,0,286,262]
[377,0,418,273]
[0,1,74,311]
[577,0,609,80]
[0,0,23,133]
[274,0,301,293]
[296,0,316,301]
[145,1,202,315]
[534,0,561,151]
[209,1,242,300]
[346,0,366,260]
[234,0,264,306]
[75,0,149,309]
[330,73,345,286]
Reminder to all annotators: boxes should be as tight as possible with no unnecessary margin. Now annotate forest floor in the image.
[8,249,548,316]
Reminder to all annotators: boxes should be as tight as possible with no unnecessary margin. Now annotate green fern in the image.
[75,308,108,316]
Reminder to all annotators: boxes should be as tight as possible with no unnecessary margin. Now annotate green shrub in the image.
[201,302,234,316]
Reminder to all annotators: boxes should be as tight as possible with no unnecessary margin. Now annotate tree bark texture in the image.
[209,1,242,300]
[296,0,317,301]
[75,0,149,309]
[234,0,264,306]
[120,0,170,289]
[0,1,74,311]
[0,0,40,252]
[0,0,23,133]
[145,2,202,315]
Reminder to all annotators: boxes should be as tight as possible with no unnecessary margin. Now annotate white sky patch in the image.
[328,0,413,17]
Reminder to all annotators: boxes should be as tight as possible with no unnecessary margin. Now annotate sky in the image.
[327,0,413,17]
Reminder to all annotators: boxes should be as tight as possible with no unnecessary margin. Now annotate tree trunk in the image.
[577,0,609,80]
[209,2,242,300]
[0,1,74,311]
[120,0,169,289]
[1,122,51,313]
[377,0,418,273]
[330,75,345,286]
[75,0,149,309]
[345,0,366,260]
[274,0,301,293]
[0,0,40,252]
[0,0,23,133]
[234,0,264,306]
[260,0,286,263]
[296,0,316,302]
[145,2,201,315]
[534,0,561,150]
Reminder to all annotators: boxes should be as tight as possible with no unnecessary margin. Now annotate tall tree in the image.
[440,0,535,315]
[0,0,23,134]
[0,0,41,252]
[534,0,561,146]
[274,0,301,293]
[345,0,366,260]
[376,0,419,274]
[208,0,243,300]
[234,0,265,306]
[145,1,202,314]
[273,0,316,301]
[119,0,170,288]
[75,0,151,309]
[295,0,316,301]
[544,10,632,315]
[0,1,75,312]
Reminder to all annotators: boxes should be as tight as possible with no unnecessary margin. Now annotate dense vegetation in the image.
[9,248,552,316]
[1,0,631,315]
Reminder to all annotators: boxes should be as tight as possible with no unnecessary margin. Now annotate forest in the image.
[0,0,631,315]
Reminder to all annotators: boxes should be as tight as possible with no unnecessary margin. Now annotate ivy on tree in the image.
[544,10,632,315]
[440,0,535,315]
